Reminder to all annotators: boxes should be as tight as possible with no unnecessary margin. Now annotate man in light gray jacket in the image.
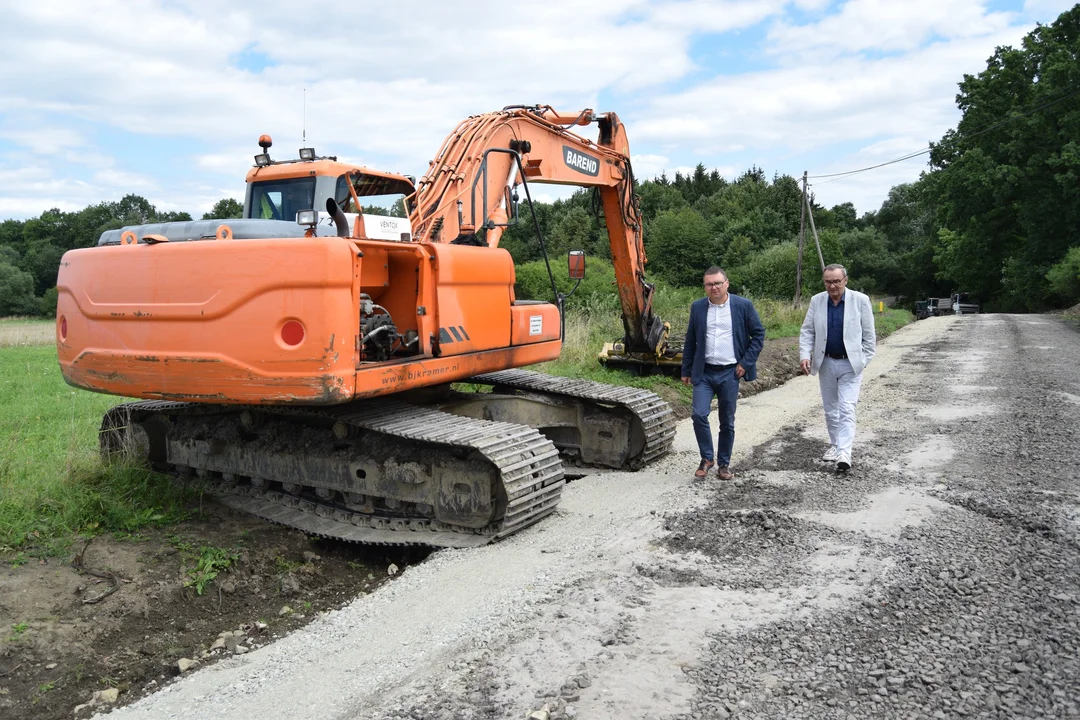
[799,264,876,471]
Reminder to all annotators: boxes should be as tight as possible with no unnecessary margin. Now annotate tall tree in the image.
[203,198,244,220]
[643,207,716,286]
[929,6,1080,310]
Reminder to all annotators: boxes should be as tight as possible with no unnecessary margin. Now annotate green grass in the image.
[533,293,913,402]
[531,290,811,404]
[0,298,911,553]
[874,305,915,339]
[171,538,240,595]
[0,342,194,553]
[0,317,55,348]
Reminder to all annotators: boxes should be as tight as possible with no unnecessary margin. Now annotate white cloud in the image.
[1022,0,1078,17]
[627,14,1042,212]
[630,153,673,179]
[0,127,87,155]
[646,0,787,33]
[0,0,1069,220]
[768,0,1016,59]
[92,169,158,192]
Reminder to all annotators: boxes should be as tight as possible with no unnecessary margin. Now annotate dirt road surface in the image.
[97,314,1080,720]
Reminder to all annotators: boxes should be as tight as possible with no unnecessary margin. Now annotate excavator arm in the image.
[409,105,668,357]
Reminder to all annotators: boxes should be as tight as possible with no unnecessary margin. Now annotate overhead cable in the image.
[807,82,1080,182]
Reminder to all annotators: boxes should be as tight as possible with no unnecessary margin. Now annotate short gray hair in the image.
[823,264,847,277]
[704,266,728,281]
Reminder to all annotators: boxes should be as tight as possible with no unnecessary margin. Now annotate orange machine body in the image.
[57,106,664,406]
[57,235,561,404]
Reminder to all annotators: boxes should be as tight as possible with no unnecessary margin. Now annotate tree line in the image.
[0,196,242,316]
[507,6,1080,312]
[1,7,1077,317]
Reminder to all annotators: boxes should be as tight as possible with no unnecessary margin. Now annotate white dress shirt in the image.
[704,298,736,365]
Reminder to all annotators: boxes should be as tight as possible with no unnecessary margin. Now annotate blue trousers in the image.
[691,365,740,466]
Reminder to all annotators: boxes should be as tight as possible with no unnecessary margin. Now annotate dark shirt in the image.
[825,291,846,358]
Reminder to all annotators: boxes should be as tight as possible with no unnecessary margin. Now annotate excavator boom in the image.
[410,105,668,355]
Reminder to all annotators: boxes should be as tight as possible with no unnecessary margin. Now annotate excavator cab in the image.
[242,135,416,240]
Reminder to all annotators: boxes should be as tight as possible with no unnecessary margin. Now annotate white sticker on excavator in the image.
[362,214,412,242]
[530,315,543,335]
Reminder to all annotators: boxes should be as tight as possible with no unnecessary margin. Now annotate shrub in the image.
[37,287,59,318]
[0,262,38,317]
[642,207,719,287]
[514,256,621,312]
[728,242,816,299]
[1047,247,1080,307]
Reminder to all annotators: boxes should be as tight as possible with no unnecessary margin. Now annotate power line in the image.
[809,148,930,182]
[807,81,1080,182]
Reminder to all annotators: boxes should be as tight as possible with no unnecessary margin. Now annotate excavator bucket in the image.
[597,338,685,377]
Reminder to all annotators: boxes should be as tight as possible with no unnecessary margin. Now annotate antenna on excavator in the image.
[302,87,306,147]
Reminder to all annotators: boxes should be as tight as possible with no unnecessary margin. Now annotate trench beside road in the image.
[100,314,1080,720]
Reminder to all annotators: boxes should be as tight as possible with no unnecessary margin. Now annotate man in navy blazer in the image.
[681,266,765,481]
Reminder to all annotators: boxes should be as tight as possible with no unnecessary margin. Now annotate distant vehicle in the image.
[951,293,981,315]
[915,300,930,320]
[927,297,952,317]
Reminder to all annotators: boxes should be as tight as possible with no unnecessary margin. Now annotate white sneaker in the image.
[822,446,839,462]
[836,452,852,471]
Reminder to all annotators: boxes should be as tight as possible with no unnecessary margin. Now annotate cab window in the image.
[250,177,316,221]
[341,173,414,217]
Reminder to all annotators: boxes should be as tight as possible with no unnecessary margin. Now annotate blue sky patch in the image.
[232,44,277,73]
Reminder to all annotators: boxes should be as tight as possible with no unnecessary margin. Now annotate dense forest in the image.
[1,8,1077,317]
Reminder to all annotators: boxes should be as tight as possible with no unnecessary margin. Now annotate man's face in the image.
[704,273,728,301]
[823,270,847,301]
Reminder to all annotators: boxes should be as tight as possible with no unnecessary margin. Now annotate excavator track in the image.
[100,399,564,548]
[467,369,676,468]
[98,371,674,548]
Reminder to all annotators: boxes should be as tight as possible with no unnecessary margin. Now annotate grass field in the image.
[1,299,910,552]
[0,317,56,347]
[0,321,193,553]
[536,292,911,389]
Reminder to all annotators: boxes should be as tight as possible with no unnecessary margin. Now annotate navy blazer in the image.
[681,293,766,384]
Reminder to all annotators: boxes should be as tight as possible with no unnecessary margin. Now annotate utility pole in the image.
[795,171,807,308]
[805,189,825,271]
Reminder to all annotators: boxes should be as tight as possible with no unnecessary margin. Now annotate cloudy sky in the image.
[0,0,1073,221]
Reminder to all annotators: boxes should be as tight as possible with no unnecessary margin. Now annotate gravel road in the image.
[98,314,1080,720]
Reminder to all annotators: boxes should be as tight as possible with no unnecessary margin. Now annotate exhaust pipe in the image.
[326,198,350,237]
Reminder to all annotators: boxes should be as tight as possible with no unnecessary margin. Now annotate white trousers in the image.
[819,357,863,456]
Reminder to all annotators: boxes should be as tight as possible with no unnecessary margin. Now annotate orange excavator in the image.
[56,105,677,547]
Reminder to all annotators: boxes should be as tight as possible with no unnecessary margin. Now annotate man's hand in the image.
[735,364,746,379]
[800,359,811,375]
[681,376,691,386]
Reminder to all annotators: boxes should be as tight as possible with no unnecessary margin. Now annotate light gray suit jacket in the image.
[798,289,877,376]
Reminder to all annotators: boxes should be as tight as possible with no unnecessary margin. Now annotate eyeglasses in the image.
[705,281,727,288]
[824,279,846,286]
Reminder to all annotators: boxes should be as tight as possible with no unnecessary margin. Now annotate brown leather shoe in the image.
[716,465,734,481]
[694,458,714,478]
